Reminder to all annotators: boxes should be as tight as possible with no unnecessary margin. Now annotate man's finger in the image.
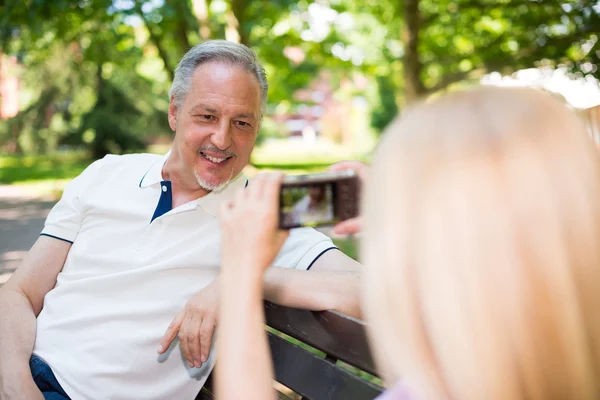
[179,312,197,367]
[158,311,184,354]
[199,318,216,364]
[179,329,193,367]
[187,314,203,368]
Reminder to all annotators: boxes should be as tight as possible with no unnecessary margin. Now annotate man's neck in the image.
[162,152,211,208]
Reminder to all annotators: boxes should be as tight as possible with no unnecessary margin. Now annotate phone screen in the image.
[280,183,336,228]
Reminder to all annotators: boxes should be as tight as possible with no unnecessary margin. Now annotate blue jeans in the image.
[30,354,71,400]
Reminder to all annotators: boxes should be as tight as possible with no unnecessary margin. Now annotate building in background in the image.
[0,54,19,120]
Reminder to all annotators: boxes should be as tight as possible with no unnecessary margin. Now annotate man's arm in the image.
[159,247,363,368]
[0,236,70,400]
[263,249,362,318]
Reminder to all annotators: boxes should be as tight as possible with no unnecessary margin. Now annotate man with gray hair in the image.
[0,40,361,399]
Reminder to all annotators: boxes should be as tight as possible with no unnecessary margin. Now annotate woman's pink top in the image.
[375,382,414,400]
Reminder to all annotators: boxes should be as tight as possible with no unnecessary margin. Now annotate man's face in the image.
[168,61,261,191]
[309,186,325,203]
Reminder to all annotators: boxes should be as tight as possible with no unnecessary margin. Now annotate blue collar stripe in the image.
[139,168,150,188]
[150,181,173,223]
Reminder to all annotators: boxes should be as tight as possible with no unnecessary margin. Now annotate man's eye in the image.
[236,121,251,128]
[197,115,214,121]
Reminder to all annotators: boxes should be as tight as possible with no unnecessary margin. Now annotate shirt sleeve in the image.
[271,227,337,271]
[40,158,104,243]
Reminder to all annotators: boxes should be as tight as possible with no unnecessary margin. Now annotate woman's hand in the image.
[328,161,369,236]
[218,172,289,279]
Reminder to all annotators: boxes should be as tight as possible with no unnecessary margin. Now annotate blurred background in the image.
[1,0,599,281]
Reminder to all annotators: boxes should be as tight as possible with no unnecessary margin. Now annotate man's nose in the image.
[210,122,232,150]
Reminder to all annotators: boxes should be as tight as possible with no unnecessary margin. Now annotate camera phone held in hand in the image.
[279,170,360,229]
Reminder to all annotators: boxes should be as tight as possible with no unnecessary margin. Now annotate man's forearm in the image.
[262,268,362,318]
[0,289,42,399]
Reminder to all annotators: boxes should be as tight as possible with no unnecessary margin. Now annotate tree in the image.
[398,0,600,103]
[2,0,597,154]
[0,0,167,155]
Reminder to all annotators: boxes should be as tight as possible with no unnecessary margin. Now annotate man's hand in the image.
[158,280,219,368]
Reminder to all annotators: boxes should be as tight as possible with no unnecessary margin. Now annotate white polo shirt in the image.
[34,153,336,400]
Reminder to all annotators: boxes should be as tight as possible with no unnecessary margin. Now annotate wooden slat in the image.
[195,383,294,400]
[195,374,214,400]
[277,391,295,400]
[197,304,381,399]
[194,386,214,400]
[264,302,378,376]
[268,332,383,400]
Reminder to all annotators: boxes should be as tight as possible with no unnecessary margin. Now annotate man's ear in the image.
[168,96,178,132]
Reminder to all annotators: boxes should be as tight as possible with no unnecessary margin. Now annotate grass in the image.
[251,139,369,170]
[1,139,370,185]
[267,326,382,388]
[332,236,358,260]
[0,152,91,185]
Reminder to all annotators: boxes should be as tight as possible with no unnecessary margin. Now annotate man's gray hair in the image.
[169,40,268,115]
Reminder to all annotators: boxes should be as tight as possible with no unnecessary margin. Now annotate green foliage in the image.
[371,75,399,133]
[332,236,358,260]
[62,78,147,159]
[0,0,597,157]
[255,117,286,146]
[415,0,600,95]
[0,0,169,155]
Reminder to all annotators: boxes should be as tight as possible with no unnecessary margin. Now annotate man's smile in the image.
[199,151,233,164]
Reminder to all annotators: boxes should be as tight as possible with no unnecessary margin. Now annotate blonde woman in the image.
[216,86,600,399]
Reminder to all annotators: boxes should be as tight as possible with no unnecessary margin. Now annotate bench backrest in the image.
[197,302,383,400]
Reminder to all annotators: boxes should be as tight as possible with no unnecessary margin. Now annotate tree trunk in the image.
[135,3,175,82]
[192,0,212,41]
[229,0,250,45]
[92,63,106,160]
[175,0,192,50]
[401,0,425,103]
[96,63,103,98]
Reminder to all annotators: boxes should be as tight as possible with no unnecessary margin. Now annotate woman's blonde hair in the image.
[361,86,600,400]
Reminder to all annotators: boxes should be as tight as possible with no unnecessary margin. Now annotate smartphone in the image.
[279,170,360,229]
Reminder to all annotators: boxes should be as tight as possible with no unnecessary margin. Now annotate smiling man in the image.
[0,40,361,400]
[164,56,261,197]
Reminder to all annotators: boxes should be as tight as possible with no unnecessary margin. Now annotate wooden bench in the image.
[196,302,383,400]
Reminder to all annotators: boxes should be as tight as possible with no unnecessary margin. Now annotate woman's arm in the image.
[215,173,288,400]
[217,268,275,400]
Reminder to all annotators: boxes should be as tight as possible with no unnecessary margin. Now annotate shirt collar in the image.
[138,151,248,217]
[139,152,169,188]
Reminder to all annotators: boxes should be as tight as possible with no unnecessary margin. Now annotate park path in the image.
[0,185,56,286]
